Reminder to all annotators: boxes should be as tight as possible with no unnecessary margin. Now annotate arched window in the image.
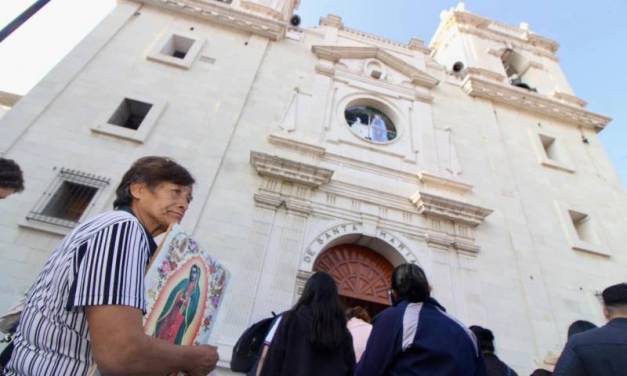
[345,105,397,143]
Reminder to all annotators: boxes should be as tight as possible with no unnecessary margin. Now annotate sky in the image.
[1,0,625,186]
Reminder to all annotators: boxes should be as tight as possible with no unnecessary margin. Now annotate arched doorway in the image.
[314,244,394,317]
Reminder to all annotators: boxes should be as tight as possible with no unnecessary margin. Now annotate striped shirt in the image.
[4,210,156,376]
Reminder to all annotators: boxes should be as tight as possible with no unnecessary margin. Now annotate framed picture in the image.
[144,224,229,345]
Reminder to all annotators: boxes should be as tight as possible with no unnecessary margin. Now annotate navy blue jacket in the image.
[354,298,486,376]
[553,318,627,376]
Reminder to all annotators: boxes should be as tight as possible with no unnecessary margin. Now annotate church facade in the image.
[1,0,625,373]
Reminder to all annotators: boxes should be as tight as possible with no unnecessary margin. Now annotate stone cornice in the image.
[250,151,333,188]
[425,232,480,254]
[239,0,299,21]
[411,191,493,227]
[135,0,287,40]
[253,191,313,216]
[418,171,473,193]
[318,14,430,55]
[431,9,559,61]
[461,74,611,131]
[268,133,420,184]
[311,45,439,89]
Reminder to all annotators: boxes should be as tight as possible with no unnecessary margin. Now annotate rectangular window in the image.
[41,181,98,222]
[160,34,195,60]
[539,134,557,161]
[556,202,610,257]
[92,95,165,143]
[568,210,599,245]
[108,98,153,130]
[26,168,110,229]
[533,131,574,173]
[147,31,204,69]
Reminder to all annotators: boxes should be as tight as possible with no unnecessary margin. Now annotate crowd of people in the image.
[0,156,625,376]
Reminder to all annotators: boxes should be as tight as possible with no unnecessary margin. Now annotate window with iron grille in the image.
[26,168,110,229]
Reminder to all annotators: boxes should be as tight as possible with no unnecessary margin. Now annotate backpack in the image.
[230,312,280,373]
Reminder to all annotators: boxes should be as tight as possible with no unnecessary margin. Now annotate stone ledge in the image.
[136,0,288,40]
[461,74,611,131]
[250,151,333,188]
[425,232,480,254]
[418,171,473,193]
[411,191,493,227]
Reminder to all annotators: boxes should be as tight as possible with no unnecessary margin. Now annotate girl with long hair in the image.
[257,272,355,376]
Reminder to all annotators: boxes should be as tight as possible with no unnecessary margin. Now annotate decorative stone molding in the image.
[318,14,430,54]
[551,91,587,108]
[461,74,611,131]
[411,191,493,227]
[253,190,284,210]
[294,270,314,298]
[268,133,326,156]
[311,45,439,89]
[250,151,333,188]
[135,0,288,40]
[464,67,506,83]
[432,8,559,60]
[240,0,300,22]
[425,232,480,254]
[300,222,420,270]
[319,14,343,28]
[408,37,427,52]
[418,171,473,194]
[268,133,421,184]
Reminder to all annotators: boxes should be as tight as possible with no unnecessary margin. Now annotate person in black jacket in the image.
[553,282,627,376]
[257,271,355,376]
[469,325,518,376]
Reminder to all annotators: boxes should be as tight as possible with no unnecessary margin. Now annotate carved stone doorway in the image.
[313,244,394,317]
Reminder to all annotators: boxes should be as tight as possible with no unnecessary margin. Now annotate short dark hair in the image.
[0,158,24,192]
[602,283,627,307]
[113,156,195,209]
[391,263,430,303]
[567,320,596,339]
[346,306,371,323]
[469,325,495,353]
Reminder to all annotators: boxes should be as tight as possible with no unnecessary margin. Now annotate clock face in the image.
[345,105,397,143]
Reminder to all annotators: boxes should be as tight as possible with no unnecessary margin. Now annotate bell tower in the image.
[430,3,574,96]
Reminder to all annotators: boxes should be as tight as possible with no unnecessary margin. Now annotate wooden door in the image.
[314,244,394,306]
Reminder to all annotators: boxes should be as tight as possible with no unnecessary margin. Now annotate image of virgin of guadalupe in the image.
[155,264,202,344]
[370,114,389,142]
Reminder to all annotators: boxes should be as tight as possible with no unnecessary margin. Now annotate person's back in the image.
[553,282,627,376]
[260,306,354,376]
[257,272,355,376]
[346,306,373,362]
[470,325,518,376]
[355,263,485,376]
[357,299,482,376]
[553,319,627,376]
